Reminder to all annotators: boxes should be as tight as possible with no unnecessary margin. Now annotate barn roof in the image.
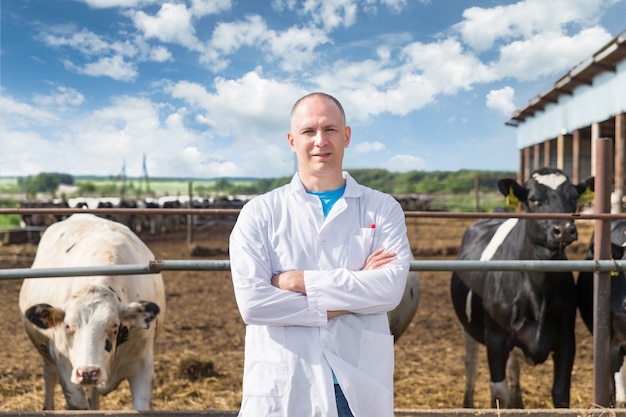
[507,29,626,126]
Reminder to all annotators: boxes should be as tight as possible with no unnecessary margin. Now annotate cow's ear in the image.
[121,301,161,329]
[497,178,527,207]
[25,304,65,329]
[576,176,595,204]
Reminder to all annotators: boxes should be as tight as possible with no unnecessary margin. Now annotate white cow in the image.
[19,213,166,410]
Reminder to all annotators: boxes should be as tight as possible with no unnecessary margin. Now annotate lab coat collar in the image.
[289,172,363,198]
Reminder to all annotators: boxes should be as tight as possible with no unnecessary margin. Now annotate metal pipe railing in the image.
[1,259,624,280]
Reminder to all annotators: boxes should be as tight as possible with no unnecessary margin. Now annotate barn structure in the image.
[506,29,626,213]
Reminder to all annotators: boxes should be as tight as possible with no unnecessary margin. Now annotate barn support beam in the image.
[533,143,541,171]
[524,147,531,181]
[572,129,581,184]
[518,149,525,184]
[615,112,625,213]
[557,134,565,171]
[591,122,600,176]
[592,137,613,407]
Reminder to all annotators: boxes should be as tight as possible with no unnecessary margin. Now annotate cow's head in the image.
[497,167,594,249]
[607,221,626,352]
[24,284,160,387]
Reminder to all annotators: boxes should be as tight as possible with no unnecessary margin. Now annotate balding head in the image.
[291,92,346,126]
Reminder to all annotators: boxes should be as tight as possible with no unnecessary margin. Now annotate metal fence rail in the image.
[1,259,624,280]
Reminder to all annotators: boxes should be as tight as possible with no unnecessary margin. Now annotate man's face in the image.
[288,96,351,184]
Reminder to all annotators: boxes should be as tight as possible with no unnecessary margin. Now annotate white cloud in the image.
[454,0,614,52]
[149,45,173,62]
[164,71,307,177]
[40,26,113,56]
[266,26,330,72]
[276,0,411,31]
[0,93,59,127]
[486,86,516,116]
[65,55,138,81]
[302,0,358,31]
[401,38,492,91]
[132,3,201,50]
[199,15,268,70]
[190,0,232,17]
[0,130,62,176]
[494,27,613,81]
[33,86,85,109]
[200,16,330,73]
[208,15,267,55]
[387,154,427,172]
[365,0,408,13]
[80,0,149,8]
[353,141,386,154]
[314,37,491,120]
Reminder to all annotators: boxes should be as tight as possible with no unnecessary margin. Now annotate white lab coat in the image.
[230,172,411,417]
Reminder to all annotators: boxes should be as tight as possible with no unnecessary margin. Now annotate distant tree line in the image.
[16,169,518,200]
[18,173,74,199]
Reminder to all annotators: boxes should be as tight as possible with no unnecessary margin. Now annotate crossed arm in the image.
[270,248,397,319]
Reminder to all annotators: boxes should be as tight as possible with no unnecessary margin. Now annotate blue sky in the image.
[1,0,625,179]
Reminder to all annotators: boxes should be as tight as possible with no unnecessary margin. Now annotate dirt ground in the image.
[0,216,598,411]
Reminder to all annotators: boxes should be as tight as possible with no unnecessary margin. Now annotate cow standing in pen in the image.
[577,219,626,407]
[450,167,594,408]
[19,213,166,410]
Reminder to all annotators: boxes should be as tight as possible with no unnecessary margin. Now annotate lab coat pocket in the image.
[347,228,374,270]
[243,326,288,397]
[357,329,394,386]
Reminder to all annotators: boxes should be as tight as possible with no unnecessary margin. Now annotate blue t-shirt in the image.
[306,183,346,385]
[306,184,346,219]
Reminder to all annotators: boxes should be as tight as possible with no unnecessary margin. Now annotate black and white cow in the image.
[388,269,420,343]
[19,213,166,410]
[450,167,594,408]
[577,219,626,407]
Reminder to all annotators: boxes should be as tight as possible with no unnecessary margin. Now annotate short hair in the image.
[290,92,346,125]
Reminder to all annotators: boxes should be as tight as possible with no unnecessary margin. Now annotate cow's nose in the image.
[76,367,101,385]
[551,222,577,243]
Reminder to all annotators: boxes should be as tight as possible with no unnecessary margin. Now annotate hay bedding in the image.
[0,218,595,411]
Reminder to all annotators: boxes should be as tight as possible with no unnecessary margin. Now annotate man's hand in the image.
[271,247,396,319]
[362,247,396,270]
[271,270,306,293]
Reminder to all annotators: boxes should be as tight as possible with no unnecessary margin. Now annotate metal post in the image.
[187,181,194,245]
[593,137,613,406]
[474,177,480,211]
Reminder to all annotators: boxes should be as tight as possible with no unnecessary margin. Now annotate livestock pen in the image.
[0,211,624,417]
[1,141,625,415]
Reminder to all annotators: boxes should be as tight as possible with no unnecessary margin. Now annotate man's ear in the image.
[344,126,351,148]
[287,132,296,151]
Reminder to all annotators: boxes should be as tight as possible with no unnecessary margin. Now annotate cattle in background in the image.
[577,219,626,407]
[19,214,166,410]
[394,194,432,211]
[449,167,594,408]
[158,196,185,232]
[19,200,69,243]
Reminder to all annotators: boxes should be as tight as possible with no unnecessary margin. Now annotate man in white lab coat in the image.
[229,92,411,417]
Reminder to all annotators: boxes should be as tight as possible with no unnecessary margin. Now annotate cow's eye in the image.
[528,198,542,207]
[64,323,74,335]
